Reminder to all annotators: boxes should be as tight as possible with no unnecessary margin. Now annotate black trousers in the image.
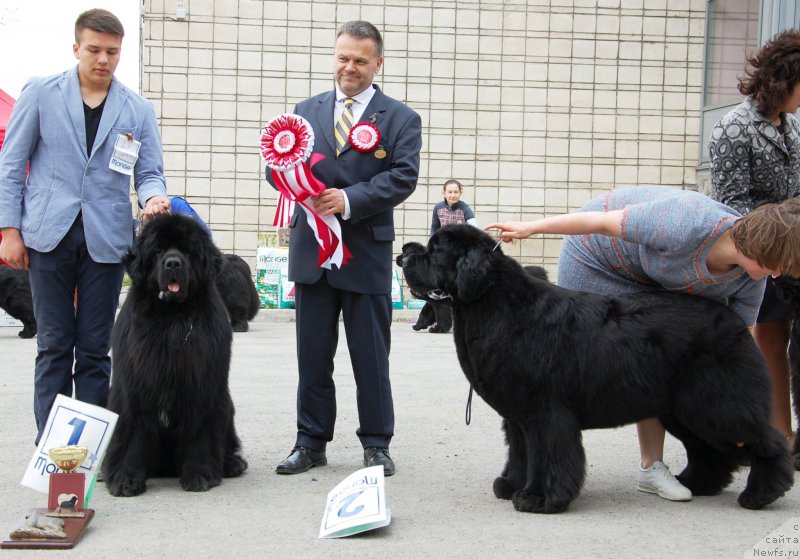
[28,216,123,443]
[293,277,394,450]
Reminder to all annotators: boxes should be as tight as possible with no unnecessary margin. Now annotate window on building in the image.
[699,0,800,167]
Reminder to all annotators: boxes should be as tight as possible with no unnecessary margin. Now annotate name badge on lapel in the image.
[108,133,141,176]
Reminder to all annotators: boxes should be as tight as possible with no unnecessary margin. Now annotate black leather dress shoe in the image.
[364,447,395,476]
[276,446,327,474]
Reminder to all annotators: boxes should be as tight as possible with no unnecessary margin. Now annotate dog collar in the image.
[427,289,451,301]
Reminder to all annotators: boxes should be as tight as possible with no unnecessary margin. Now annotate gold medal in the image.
[375,146,387,159]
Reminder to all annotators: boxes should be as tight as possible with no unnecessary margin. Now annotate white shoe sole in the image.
[637,482,692,501]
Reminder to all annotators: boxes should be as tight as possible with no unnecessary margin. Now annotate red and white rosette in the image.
[260,114,351,269]
[348,122,381,153]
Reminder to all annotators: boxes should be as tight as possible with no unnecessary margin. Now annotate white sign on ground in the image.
[21,395,118,506]
[319,466,391,538]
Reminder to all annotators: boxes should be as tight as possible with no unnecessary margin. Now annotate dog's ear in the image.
[454,246,492,303]
[124,231,150,285]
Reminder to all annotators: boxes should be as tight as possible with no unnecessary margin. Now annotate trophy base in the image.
[1,508,94,550]
[45,509,87,519]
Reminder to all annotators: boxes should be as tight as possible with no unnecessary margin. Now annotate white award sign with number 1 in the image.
[319,465,391,538]
[21,395,118,505]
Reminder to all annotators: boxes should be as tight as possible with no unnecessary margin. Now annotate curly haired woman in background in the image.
[709,29,800,443]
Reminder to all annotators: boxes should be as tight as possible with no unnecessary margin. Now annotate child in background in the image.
[430,179,478,237]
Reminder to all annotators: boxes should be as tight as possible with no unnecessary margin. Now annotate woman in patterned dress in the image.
[709,29,800,442]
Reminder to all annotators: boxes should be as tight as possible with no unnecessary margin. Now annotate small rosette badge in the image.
[348,123,381,153]
[260,114,314,171]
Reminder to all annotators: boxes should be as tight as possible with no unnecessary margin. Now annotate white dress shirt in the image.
[334,85,377,220]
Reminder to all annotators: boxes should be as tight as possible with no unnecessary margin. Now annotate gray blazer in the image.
[0,66,167,263]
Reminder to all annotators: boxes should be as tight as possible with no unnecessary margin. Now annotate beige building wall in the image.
[141,0,706,275]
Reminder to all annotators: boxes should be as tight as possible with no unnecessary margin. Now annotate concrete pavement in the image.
[1,309,798,558]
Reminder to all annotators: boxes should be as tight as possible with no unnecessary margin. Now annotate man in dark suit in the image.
[274,21,422,476]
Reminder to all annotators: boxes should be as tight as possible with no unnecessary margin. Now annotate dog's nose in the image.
[164,256,183,269]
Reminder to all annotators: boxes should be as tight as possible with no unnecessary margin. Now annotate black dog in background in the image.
[398,246,452,333]
[103,215,248,496]
[770,276,800,469]
[217,254,260,332]
[411,301,452,333]
[0,266,37,338]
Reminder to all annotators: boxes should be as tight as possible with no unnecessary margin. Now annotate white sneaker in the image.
[637,461,692,501]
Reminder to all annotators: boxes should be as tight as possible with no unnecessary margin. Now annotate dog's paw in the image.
[675,472,725,496]
[738,488,780,510]
[511,490,546,513]
[493,476,516,500]
[224,453,248,477]
[231,321,249,332]
[180,470,221,492]
[412,323,425,331]
[19,328,37,339]
[106,473,147,497]
[512,490,569,514]
[429,324,444,333]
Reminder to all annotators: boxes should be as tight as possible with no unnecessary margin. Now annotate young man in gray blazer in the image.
[0,9,170,443]
[275,21,422,476]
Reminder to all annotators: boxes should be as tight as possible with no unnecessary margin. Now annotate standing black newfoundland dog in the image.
[103,214,248,496]
[398,224,793,513]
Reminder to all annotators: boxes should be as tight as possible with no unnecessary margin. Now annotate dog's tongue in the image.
[168,282,180,293]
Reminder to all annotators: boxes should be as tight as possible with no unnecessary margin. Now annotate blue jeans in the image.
[28,215,123,443]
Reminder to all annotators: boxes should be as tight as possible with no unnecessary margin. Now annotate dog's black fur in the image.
[398,224,793,513]
[770,276,800,469]
[0,266,37,338]
[103,214,248,496]
[217,254,260,332]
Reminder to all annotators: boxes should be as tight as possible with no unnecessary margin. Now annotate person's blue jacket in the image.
[170,196,210,231]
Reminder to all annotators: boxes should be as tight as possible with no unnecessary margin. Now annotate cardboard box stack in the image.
[256,231,291,309]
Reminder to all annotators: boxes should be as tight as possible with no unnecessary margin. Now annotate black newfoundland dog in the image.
[103,214,248,496]
[217,254,260,332]
[0,266,37,338]
[398,224,793,513]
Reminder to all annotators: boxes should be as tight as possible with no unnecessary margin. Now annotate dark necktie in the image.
[334,98,355,156]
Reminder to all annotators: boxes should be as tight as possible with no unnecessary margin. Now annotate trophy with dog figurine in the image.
[2,445,94,549]
[46,445,89,518]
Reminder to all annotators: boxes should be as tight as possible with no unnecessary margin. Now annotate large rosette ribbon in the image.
[260,114,350,269]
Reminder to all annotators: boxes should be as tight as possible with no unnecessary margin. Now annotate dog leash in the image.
[465,385,473,425]
[463,238,498,425]
[464,238,500,425]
